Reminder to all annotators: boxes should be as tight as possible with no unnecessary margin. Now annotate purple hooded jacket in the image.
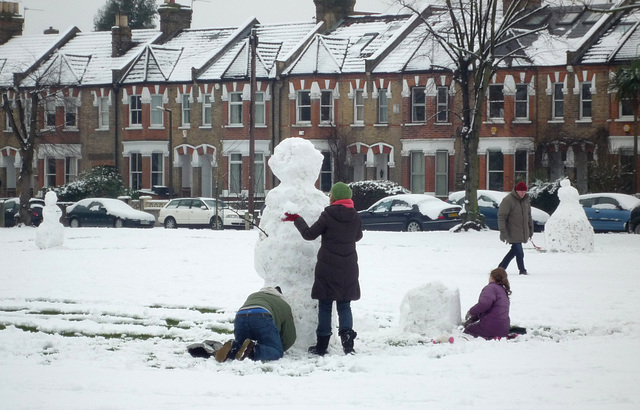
[464,282,510,339]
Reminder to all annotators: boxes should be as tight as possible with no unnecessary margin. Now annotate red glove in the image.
[282,212,300,222]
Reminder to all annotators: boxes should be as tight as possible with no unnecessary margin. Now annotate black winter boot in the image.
[308,335,331,356]
[339,329,357,354]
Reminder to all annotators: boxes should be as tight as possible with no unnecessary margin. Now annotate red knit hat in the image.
[515,181,527,191]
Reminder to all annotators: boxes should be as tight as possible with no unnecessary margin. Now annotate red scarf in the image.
[332,199,354,208]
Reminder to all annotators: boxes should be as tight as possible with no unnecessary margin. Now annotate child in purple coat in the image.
[464,268,511,339]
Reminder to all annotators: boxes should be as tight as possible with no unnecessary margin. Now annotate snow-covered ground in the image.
[1,227,639,409]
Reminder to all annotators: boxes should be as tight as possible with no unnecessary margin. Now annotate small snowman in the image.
[544,178,594,253]
[254,137,328,349]
[35,191,64,249]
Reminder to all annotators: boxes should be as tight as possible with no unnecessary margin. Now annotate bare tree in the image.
[1,66,79,225]
[397,0,547,230]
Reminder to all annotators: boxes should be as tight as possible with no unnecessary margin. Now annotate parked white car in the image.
[157,197,250,230]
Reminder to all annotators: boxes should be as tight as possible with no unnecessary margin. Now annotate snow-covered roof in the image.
[0,28,74,86]
[19,29,160,87]
[580,7,640,64]
[198,21,319,80]
[284,14,413,75]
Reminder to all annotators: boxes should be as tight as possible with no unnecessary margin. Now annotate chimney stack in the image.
[112,13,132,57]
[0,1,23,45]
[158,0,192,40]
[314,0,356,32]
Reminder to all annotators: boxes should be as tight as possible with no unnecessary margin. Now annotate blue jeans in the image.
[499,242,525,272]
[233,312,283,361]
[316,300,353,337]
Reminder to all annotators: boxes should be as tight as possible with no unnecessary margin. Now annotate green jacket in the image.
[498,189,533,244]
[240,288,297,352]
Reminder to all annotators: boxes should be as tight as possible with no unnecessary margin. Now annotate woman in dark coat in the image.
[464,267,511,339]
[283,182,363,355]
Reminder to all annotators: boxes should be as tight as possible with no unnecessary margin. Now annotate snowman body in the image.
[254,138,328,348]
[36,191,64,249]
[544,179,594,253]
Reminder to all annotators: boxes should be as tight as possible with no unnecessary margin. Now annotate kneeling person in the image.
[217,286,296,362]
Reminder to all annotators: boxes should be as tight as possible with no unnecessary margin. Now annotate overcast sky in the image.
[20,0,403,35]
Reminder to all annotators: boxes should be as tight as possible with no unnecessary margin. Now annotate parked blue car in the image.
[447,190,550,232]
[578,193,640,233]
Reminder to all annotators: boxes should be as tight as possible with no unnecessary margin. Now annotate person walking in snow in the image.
[283,182,363,356]
[463,267,511,339]
[206,286,296,362]
[498,181,533,275]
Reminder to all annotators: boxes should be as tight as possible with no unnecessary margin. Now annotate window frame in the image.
[514,150,528,184]
[150,95,164,127]
[515,84,528,119]
[229,153,242,195]
[354,89,365,124]
[151,152,164,188]
[45,99,56,129]
[181,94,191,126]
[320,90,333,124]
[129,95,142,127]
[130,153,143,191]
[436,86,449,123]
[45,157,56,187]
[296,90,311,123]
[487,150,504,191]
[619,98,634,118]
[434,150,449,197]
[255,92,265,125]
[64,99,77,129]
[320,151,333,192]
[254,153,265,195]
[411,87,426,123]
[65,157,77,184]
[410,151,425,194]
[229,92,243,125]
[552,83,564,119]
[377,89,388,124]
[202,94,213,126]
[98,96,109,130]
[580,82,592,119]
[488,84,505,120]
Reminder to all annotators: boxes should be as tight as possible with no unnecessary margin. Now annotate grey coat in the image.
[498,189,533,243]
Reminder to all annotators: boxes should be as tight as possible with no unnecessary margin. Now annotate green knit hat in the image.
[330,182,352,200]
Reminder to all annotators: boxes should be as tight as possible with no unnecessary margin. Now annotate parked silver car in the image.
[157,197,251,230]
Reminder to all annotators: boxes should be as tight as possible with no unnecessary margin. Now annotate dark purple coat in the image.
[464,282,510,339]
[294,204,363,301]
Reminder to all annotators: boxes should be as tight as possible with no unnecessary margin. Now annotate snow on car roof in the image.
[579,193,640,211]
[68,198,155,221]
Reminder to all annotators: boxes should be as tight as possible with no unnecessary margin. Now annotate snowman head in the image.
[269,137,324,185]
[44,191,58,206]
[557,178,578,203]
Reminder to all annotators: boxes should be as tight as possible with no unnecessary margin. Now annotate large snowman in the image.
[544,178,594,253]
[35,191,64,249]
[254,137,328,349]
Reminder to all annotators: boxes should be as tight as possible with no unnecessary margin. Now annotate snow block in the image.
[400,281,461,336]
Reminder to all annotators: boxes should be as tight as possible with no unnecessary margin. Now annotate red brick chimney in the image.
[158,0,192,40]
[112,13,132,57]
[0,1,23,45]
[314,0,356,31]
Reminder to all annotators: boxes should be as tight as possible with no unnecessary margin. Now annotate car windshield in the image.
[203,199,226,209]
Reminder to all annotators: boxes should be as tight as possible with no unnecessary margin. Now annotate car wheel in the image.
[406,221,422,232]
[69,218,80,228]
[633,221,640,235]
[164,217,177,229]
[210,216,223,230]
[114,218,124,228]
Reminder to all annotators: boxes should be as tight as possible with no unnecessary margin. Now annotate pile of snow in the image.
[254,137,329,348]
[35,191,64,249]
[400,281,461,336]
[544,179,594,253]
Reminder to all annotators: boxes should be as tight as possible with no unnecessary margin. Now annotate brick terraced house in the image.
[1,0,639,204]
